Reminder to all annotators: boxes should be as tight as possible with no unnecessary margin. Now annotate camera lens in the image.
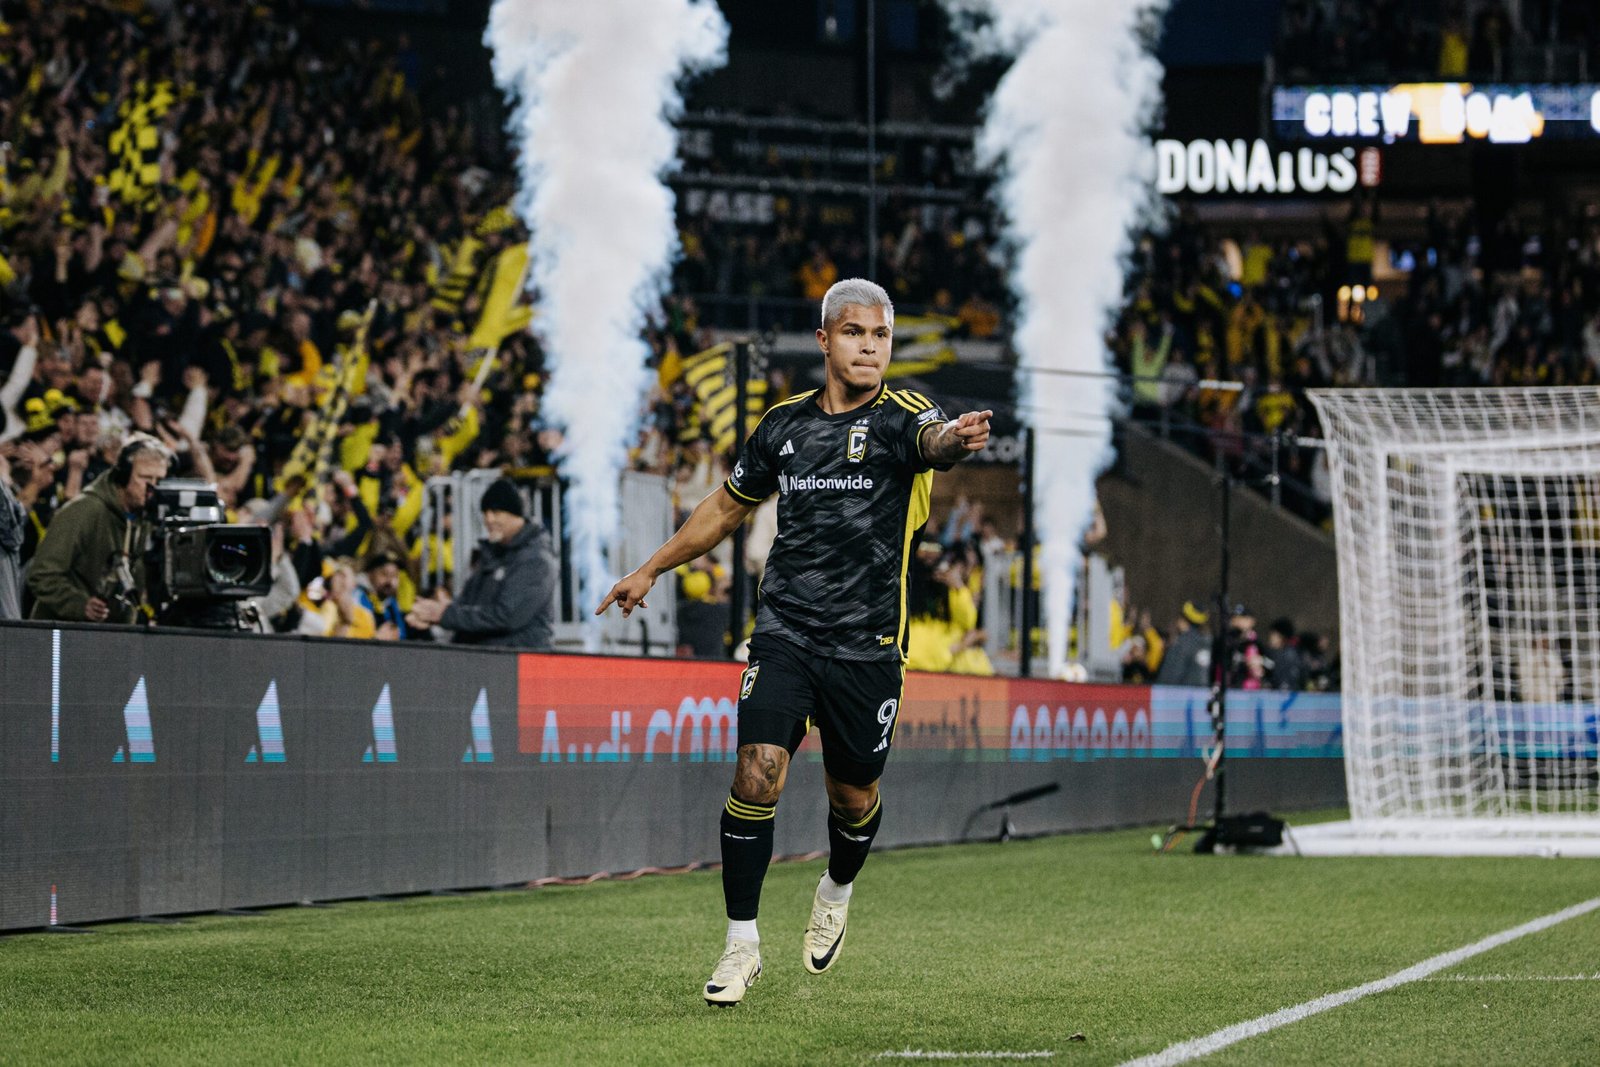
[206,536,265,585]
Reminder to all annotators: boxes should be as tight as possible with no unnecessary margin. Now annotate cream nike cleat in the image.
[703,938,762,1006]
[802,884,849,974]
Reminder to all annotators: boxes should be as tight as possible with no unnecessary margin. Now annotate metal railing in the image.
[978,549,1124,681]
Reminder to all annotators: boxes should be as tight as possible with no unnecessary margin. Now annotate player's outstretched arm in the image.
[920,409,993,466]
[594,485,756,618]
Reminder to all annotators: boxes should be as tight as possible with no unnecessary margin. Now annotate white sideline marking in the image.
[1118,896,1600,1067]
[1428,973,1600,982]
[876,1053,1055,1061]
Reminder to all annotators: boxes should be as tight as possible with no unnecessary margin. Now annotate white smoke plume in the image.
[486,0,727,641]
[944,1,1167,677]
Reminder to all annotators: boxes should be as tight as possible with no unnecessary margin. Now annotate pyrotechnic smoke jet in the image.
[486,0,727,644]
[942,1,1167,677]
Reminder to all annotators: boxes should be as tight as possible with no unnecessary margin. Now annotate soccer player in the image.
[596,278,991,1005]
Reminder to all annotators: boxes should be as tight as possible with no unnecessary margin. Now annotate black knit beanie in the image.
[479,478,525,518]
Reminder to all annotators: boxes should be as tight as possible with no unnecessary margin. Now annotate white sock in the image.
[818,872,853,905]
[726,919,759,943]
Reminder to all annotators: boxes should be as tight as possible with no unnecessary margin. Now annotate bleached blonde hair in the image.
[820,277,894,331]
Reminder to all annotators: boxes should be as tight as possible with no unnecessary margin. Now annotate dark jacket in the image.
[1155,626,1212,688]
[1267,642,1306,691]
[440,519,555,650]
[0,475,24,620]
[27,471,145,623]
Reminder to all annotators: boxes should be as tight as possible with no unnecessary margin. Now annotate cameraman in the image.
[27,434,171,623]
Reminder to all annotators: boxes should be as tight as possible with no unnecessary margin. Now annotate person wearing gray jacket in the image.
[406,478,555,651]
[0,457,25,620]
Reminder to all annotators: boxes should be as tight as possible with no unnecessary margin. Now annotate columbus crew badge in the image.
[847,425,868,463]
[740,663,760,700]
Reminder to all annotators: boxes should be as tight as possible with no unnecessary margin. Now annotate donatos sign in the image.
[1155,138,1360,196]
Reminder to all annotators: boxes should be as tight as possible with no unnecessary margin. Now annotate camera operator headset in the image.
[101,434,175,620]
[26,432,172,624]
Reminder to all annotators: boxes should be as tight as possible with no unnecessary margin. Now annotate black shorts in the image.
[736,634,905,787]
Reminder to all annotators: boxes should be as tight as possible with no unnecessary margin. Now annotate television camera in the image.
[132,479,273,630]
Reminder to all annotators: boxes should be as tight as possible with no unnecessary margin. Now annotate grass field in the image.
[3,816,1598,1066]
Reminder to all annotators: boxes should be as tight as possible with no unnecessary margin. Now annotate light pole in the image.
[865,0,878,278]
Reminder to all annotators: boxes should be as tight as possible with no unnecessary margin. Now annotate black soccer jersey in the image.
[724,385,950,661]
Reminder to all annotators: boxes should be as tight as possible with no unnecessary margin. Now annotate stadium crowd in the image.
[1110,195,1600,523]
[1275,0,1597,82]
[0,0,1015,635]
[0,0,550,630]
[0,0,753,635]
[676,203,1008,338]
[0,0,1556,690]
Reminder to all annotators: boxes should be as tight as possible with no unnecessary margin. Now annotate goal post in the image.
[1301,387,1600,856]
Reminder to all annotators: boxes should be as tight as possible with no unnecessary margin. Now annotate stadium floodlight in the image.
[1300,388,1600,856]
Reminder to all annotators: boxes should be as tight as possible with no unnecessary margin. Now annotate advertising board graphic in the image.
[361,683,398,763]
[112,676,155,764]
[465,688,494,763]
[246,680,286,763]
[515,654,1344,763]
[519,655,741,762]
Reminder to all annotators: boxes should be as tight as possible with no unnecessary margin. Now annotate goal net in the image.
[1300,388,1600,856]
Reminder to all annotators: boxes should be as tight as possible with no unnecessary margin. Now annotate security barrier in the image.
[0,622,1344,930]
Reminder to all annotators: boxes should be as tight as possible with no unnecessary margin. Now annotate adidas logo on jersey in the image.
[780,439,795,456]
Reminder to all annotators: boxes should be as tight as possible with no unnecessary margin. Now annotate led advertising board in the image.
[1272,83,1600,144]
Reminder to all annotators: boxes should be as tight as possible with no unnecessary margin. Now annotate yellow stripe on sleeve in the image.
[724,479,764,505]
[887,391,923,415]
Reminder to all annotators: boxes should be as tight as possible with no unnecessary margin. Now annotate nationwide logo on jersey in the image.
[780,439,795,457]
[778,472,876,494]
[847,425,868,462]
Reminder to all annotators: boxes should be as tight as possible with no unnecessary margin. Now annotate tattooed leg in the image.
[720,744,790,921]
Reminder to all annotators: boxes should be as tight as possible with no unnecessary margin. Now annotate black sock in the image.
[720,792,776,921]
[826,794,882,886]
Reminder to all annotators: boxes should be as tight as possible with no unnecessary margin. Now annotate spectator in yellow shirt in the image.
[296,559,377,639]
[797,245,839,303]
[906,544,994,676]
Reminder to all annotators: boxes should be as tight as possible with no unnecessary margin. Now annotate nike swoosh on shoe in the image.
[809,929,844,971]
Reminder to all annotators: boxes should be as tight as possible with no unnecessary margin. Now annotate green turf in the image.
[2,816,1598,1066]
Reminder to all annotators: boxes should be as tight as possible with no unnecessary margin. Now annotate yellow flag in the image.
[467,244,533,350]
[680,342,768,454]
[883,313,960,379]
[431,237,483,313]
